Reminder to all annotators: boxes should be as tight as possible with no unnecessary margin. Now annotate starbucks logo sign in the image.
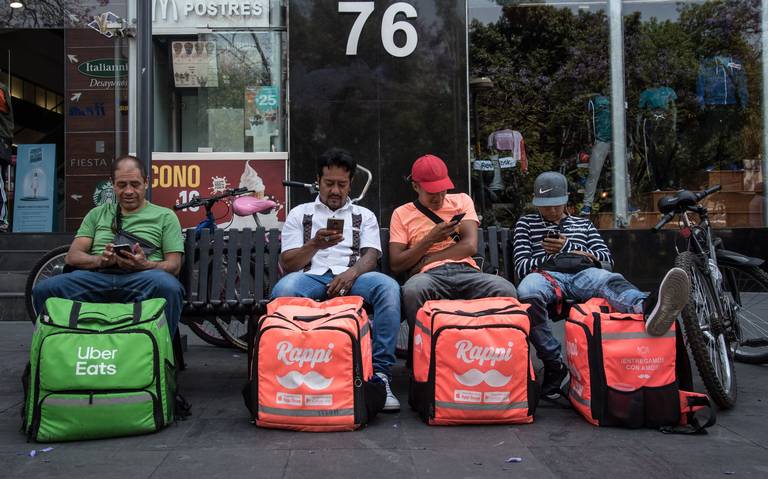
[93,181,115,206]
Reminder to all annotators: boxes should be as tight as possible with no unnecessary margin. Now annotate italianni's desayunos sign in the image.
[152,0,270,32]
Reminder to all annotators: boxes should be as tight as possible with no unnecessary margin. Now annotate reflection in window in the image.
[155,31,286,153]
[469,0,765,228]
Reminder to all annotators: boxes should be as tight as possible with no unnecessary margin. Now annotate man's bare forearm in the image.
[280,242,320,273]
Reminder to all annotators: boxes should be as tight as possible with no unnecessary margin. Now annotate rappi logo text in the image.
[276,341,333,368]
[455,339,514,366]
[74,346,118,376]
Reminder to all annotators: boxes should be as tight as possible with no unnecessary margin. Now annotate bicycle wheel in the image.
[184,316,232,348]
[25,245,71,322]
[675,251,737,409]
[214,315,249,351]
[720,264,768,364]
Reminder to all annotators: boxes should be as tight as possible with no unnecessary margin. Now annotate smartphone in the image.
[545,230,560,240]
[449,212,466,224]
[112,243,132,255]
[326,218,345,232]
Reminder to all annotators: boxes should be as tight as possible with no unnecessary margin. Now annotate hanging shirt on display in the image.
[638,87,677,111]
[588,95,611,143]
[485,129,528,173]
[696,55,749,107]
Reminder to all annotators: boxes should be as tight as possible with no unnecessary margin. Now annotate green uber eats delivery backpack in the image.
[23,298,180,442]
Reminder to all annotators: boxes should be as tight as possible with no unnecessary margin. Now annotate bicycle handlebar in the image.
[283,180,316,189]
[652,212,676,232]
[696,184,722,201]
[174,187,251,211]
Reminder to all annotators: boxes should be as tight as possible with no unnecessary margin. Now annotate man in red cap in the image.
[389,154,517,331]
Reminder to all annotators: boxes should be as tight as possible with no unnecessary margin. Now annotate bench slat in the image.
[239,229,254,302]
[488,226,499,271]
[209,229,225,305]
[500,228,512,280]
[198,229,211,304]
[183,231,196,302]
[254,228,266,303]
[476,228,486,262]
[225,230,239,301]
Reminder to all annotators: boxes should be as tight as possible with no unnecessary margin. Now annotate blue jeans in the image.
[32,269,184,335]
[271,271,401,377]
[517,268,647,363]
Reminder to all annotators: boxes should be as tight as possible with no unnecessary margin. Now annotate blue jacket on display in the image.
[589,95,611,143]
[696,55,748,107]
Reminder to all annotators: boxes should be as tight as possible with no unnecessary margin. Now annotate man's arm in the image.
[388,221,463,274]
[65,236,115,269]
[513,218,548,279]
[326,247,379,297]
[113,246,182,275]
[584,222,614,267]
[418,220,478,265]
[280,228,342,273]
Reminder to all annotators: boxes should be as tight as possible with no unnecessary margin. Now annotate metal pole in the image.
[608,0,627,228]
[137,0,153,198]
[762,0,768,226]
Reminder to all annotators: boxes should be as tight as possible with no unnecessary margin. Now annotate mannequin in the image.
[637,85,678,190]
[0,80,13,232]
[696,54,748,170]
[580,94,611,216]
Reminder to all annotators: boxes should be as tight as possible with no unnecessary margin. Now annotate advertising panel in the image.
[12,144,56,232]
[150,154,287,229]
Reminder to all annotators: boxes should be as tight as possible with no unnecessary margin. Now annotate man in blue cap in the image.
[513,171,690,399]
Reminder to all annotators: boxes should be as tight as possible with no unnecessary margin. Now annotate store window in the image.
[623,0,763,228]
[469,0,766,229]
[153,0,287,153]
[154,31,286,153]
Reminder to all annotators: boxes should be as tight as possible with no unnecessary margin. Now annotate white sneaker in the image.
[375,372,400,412]
[645,267,691,336]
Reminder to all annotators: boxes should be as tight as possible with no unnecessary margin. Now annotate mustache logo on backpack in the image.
[453,368,512,387]
[276,371,334,390]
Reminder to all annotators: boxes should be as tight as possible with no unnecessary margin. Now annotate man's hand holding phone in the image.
[542,230,566,254]
[312,217,344,249]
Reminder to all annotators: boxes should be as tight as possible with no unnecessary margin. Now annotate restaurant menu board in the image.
[171,41,219,88]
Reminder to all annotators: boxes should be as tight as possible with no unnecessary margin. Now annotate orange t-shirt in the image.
[389,193,480,273]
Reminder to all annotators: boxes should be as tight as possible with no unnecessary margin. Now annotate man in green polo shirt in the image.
[32,156,185,333]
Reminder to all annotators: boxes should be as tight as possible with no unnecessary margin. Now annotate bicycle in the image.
[653,185,768,409]
[174,187,278,350]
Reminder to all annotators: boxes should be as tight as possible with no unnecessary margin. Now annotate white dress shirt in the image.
[281,196,382,275]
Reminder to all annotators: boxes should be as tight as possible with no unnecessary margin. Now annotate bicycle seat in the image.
[233,196,278,216]
[657,190,698,214]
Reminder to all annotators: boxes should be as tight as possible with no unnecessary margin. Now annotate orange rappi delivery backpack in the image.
[410,297,538,425]
[243,296,385,431]
[565,298,715,433]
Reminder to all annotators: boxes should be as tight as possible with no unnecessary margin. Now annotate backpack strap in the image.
[412,201,459,242]
[132,302,142,324]
[68,301,83,328]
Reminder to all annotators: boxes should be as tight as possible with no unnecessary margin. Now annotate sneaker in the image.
[579,205,592,217]
[644,267,691,336]
[541,360,569,399]
[375,372,400,412]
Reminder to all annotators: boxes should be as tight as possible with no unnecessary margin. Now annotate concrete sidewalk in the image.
[1,321,766,479]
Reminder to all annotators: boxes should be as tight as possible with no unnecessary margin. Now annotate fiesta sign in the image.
[152,0,269,30]
[77,59,129,79]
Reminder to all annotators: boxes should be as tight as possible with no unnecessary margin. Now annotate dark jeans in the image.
[401,263,517,328]
[32,269,184,335]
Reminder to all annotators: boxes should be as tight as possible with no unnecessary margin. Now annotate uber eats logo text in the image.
[75,346,118,376]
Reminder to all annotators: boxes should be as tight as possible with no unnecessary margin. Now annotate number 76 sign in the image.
[339,1,418,58]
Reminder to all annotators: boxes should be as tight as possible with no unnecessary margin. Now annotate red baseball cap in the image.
[411,154,455,193]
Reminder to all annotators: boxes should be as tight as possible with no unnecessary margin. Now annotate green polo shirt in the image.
[75,202,184,263]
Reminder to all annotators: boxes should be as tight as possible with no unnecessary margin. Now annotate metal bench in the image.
[180,226,515,316]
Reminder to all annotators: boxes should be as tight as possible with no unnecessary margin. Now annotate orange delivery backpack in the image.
[243,296,385,431]
[409,297,538,425]
[565,298,714,433]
